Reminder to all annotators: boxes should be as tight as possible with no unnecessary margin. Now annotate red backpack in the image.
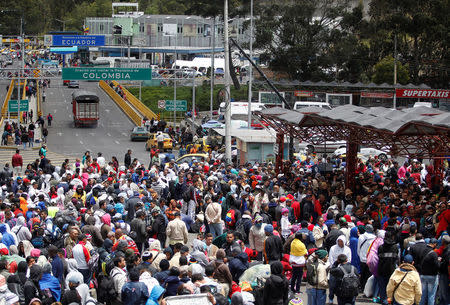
[225,209,236,228]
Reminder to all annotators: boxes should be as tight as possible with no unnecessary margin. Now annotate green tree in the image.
[372,56,409,85]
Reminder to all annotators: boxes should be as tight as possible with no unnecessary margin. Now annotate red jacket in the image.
[11,153,22,167]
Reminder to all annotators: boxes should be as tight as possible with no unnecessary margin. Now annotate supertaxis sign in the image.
[51,35,105,47]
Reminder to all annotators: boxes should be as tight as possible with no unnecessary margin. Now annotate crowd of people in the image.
[0,144,446,305]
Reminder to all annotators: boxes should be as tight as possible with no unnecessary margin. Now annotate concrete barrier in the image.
[99,80,142,126]
[112,81,157,120]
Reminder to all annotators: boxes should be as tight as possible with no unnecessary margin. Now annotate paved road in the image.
[42,80,152,165]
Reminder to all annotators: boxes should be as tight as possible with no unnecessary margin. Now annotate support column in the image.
[345,141,358,190]
[275,132,284,174]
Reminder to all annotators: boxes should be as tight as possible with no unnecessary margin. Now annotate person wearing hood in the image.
[249,215,266,261]
[263,261,289,305]
[24,264,42,305]
[349,226,361,273]
[81,216,104,248]
[121,268,149,305]
[229,248,248,283]
[0,224,16,248]
[328,235,352,305]
[358,224,376,288]
[65,259,84,290]
[377,231,399,305]
[139,268,159,297]
[163,267,182,297]
[191,239,209,268]
[386,254,422,305]
[0,274,19,305]
[145,285,165,305]
[12,216,32,243]
[39,263,61,302]
[329,235,352,266]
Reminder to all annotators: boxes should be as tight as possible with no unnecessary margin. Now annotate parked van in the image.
[218,101,266,117]
[294,101,332,110]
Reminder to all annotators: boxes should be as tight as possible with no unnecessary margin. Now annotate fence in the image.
[99,80,142,126]
[1,79,15,117]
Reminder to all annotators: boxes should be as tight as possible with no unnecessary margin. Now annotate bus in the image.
[71,90,99,127]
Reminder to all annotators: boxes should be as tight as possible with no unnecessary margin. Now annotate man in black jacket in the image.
[263,224,283,263]
[438,235,450,305]
[150,207,166,248]
[408,233,440,305]
[377,231,399,305]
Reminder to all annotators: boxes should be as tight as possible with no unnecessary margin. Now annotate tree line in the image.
[0,0,448,88]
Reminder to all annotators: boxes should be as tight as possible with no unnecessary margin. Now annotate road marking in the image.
[75,133,79,137]
[57,132,62,136]
[107,133,111,137]
[89,132,95,137]
[105,109,110,113]
[50,92,54,95]
[80,141,83,145]
[121,132,127,136]
[115,140,120,144]
[53,109,57,113]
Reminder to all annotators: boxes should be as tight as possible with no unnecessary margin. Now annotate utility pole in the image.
[224,0,232,164]
[17,16,23,124]
[247,0,254,128]
[210,17,215,119]
[392,33,397,109]
[127,36,131,65]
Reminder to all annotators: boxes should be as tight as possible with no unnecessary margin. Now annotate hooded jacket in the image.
[263,261,289,305]
[145,285,165,305]
[0,224,16,248]
[329,235,352,266]
[191,239,209,268]
[249,223,266,252]
[263,233,283,263]
[12,216,32,243]
[229,252,249,282]
[39,265,61,301]
[163,275,182,297]
[386,263,422,305]
[65,259,84,289]
[23,264,42,305]
[349,227,361,273]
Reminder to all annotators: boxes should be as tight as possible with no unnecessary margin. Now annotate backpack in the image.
[88,249,100,273]
[97,273,118,303]
[40,287,56,305]
[306,260,319,286]
[225,209,236,228]
[338,265,359,298]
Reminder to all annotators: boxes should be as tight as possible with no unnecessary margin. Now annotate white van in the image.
[218,102,266,117]
[294,101,332,110]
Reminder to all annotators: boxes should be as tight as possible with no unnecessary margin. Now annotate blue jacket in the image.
[0,225,15,248]
[39,273,61,301]
[298,228,315,247]
[349,227,361,273]
[146,285,165,305]
[121,281,149,305]
[229,252,249,283]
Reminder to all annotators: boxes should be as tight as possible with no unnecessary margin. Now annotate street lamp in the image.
[55,18,71,32]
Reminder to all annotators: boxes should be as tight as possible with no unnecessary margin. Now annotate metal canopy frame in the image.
[255,105,450,189]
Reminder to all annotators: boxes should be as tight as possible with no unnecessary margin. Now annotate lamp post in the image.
[247,0,253,128]
[224,0,232,164]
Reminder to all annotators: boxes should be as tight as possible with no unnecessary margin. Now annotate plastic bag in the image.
[363,275,375,298]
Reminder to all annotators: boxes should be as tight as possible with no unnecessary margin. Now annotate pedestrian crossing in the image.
[0,148,72,168]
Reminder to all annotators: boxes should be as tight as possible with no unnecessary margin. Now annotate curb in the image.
[0,146,40,150]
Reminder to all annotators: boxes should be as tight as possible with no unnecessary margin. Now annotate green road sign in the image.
[165,100,187,111]
[8,100,29,112]
[62,67,152,81]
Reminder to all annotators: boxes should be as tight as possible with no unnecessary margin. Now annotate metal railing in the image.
[111,80,157,120]
[99,80,142,126]
[1,79,15,117]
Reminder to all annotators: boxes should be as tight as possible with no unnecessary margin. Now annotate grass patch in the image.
[128,83,249,114]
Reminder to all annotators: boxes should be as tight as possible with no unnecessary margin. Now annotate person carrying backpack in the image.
[306,249,329,305]
[330,254,360,305]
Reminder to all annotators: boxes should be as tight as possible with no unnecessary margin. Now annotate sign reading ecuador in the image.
[62,67,152,81]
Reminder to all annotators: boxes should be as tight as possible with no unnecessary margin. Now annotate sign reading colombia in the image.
[396,89,450,99]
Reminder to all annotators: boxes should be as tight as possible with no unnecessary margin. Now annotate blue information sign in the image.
[51,35,105,47]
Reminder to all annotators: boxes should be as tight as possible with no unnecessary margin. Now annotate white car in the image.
[333,147,390,160]
[298,135,346,154]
